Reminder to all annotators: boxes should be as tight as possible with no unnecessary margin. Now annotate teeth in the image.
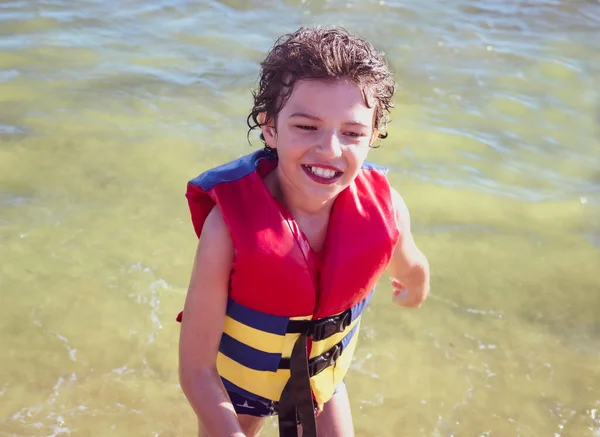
[310,166,336,179]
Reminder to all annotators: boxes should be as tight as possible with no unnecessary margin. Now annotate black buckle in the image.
[310,310,351,341]
[285,310,352,341]
[278,339,345,374]
[307,343,342,376]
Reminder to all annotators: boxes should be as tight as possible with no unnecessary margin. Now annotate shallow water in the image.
[1,0,599,436]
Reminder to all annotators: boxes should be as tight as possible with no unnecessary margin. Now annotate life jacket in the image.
[178,149,399,430]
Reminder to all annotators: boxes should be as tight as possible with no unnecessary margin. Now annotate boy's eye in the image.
[345,131,365,138]
[296,125,317,130]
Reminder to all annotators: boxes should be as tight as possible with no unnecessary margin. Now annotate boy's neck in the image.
[264,168,334,217]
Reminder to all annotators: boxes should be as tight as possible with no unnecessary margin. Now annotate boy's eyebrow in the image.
[289,112,321,120]
[345,121,370,128]
[289,112,370,128]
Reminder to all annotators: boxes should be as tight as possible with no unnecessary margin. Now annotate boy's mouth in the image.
[302,165,343,184]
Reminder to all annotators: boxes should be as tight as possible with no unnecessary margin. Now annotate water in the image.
[1,0,599,436]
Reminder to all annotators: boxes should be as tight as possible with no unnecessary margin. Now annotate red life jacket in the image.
[179,149,399,409]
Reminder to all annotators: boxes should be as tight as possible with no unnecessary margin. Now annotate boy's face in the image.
[261,78,378,206]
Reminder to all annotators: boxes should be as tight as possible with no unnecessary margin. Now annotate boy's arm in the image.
[388,188,430,308]
[178,206,246,437]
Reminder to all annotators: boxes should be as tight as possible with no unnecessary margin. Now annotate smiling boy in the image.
[177,26,430,437]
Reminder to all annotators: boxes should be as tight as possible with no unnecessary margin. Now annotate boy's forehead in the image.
[284,79,373,110]
[279,80,375,124]
[290,78,356,93]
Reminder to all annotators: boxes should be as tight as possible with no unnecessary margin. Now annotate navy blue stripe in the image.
[349,288,374,323]
[228,391,275,417]
[190,150,272,191]
[219,333,282,371]
[361,160,388,173]
[225,289,373,336]
[340,319,359,350]
[226,298,290,335]
[221,377,275,404]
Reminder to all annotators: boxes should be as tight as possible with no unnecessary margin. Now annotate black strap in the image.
[286,310,351,341]
[277,379,298,437]
[277,335,318,437]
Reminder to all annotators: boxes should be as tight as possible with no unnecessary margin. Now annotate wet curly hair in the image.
[247,26,395,151]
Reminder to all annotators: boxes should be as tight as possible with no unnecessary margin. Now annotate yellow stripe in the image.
[222,316,284,354]
[218,313,359,406]
[309,316,361,358]
[223,314,312,358]
[217,352,291,401]
[310,321,361,408]
[290,315,314,321]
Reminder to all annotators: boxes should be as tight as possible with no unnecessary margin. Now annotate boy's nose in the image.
[317,130,343,157]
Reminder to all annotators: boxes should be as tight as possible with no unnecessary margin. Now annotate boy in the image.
[178,26,430,437]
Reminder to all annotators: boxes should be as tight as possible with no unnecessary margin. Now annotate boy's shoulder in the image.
[190,150,268,190]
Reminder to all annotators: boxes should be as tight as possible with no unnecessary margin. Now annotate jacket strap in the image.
[277,335,317,437]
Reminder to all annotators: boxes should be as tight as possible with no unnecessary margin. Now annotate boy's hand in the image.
[391,278,427,308]
[388,188,431,309]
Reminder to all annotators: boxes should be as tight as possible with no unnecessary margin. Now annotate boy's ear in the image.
[370,129,380,146]
[259,113,277,148]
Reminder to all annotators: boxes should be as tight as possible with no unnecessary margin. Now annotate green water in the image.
[1,0,599,436]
